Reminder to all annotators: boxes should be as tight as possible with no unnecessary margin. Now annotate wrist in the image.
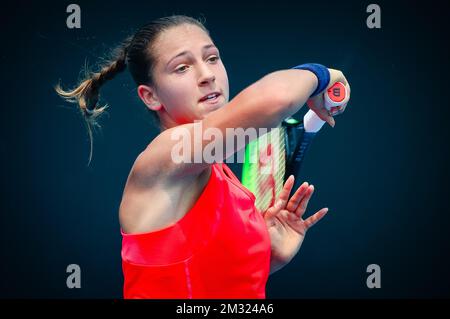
[269,252,289,275]
[292,63,330,97]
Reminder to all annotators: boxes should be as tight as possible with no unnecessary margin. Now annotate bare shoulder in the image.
[131,123,205,183]
[118,134,211,235]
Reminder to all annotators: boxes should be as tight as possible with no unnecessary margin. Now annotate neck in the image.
[157,108,178,131]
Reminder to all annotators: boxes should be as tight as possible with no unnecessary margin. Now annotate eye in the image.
[175,65,189,73]
[208,55,220,63]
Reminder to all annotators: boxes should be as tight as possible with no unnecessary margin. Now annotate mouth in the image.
[199,92,222,104]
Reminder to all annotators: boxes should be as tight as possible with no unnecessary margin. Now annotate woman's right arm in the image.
[133,69,332,182]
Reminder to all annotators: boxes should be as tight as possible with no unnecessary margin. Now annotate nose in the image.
[198,64,216,86]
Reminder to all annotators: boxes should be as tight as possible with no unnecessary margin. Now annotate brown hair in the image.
[55,15,209,165]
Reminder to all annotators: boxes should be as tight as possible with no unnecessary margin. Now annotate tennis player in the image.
[55,15,350,299]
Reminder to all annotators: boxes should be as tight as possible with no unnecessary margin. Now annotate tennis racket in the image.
[241,82,349,213]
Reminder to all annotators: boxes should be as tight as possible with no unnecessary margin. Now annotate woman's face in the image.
[151,24,229,125]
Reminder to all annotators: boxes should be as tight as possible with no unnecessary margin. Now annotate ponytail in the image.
[55,37,131,165]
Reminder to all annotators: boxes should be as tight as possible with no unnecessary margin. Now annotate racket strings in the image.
[253,126,286,213]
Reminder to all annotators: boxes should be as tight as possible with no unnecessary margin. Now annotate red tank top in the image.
[121,163,271,299]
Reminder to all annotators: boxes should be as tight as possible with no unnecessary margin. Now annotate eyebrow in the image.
[166,44,218,68]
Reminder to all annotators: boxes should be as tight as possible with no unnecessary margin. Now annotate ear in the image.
[137,84,163,112]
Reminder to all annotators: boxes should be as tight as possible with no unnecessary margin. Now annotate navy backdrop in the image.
[1,0,449,298]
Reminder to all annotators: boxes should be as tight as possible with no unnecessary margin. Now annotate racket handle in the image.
[324,82,349,109]
[288,130,317,192]
[304,82,349,132]
[304,110,325,133]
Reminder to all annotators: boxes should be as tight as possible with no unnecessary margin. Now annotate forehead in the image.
[153,24,213,62]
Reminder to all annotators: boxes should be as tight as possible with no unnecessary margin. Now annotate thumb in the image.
[326,115,335,128]
[314,108,335,128]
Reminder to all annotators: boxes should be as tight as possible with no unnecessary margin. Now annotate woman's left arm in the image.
[263,176,329,275]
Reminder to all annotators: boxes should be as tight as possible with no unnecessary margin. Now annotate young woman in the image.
[56,15,350,299]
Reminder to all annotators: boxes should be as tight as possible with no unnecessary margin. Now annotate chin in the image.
[205,105,224,117]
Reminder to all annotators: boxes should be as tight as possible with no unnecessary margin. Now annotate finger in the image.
[339,102,348,114]
[329,106,340,116]
[274,175,295,210]
[286,181,309,212]
[326,69,348,91]
[314,107,335,128]
[340,73,348,86]
[307,95,335,128]
[295,185,315,218]
[264,206,278,220]
[264,176,295,220]
[306,94,322,109]
[330,102,347,116]
[335,70,348,87]
[323,112,335,128]
[303,207,329,230]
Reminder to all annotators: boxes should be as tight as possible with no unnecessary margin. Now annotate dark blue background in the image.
[1,0,449,298]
